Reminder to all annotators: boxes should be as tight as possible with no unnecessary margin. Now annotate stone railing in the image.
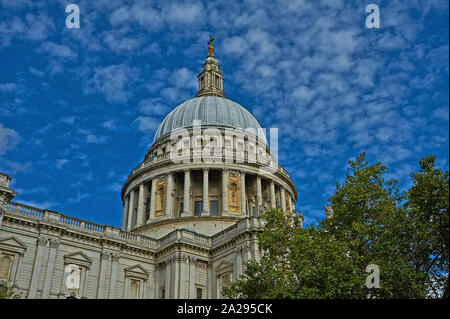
[58,215,105,233]
[4,202,262,252]
[5,202,105,233]
[118,230,158,248]
[128,149,287,180]
[6,202,45,219]
[211,217,264,247]
[159,228,211,248]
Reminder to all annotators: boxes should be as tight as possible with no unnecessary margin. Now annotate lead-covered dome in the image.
[153,96,265,143]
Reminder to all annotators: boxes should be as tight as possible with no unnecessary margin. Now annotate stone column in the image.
[254,234,261,262]
[270,182,276,209]
[97,252,110,299]
[240,171,246,215]
[121,195,129,230]
[174,253,180,299]
[235,246,242,280]
[127,190,135,231]
[108,253,120,299]
[222,170,228,216]
[289,196,294,214]
[189,257,196,298]
[136,183,146,227]
[165,259,171,298]
[148,179,156,222]
[256,176,263,213]
[179,255,188,299]
[183,170,191,216]
[41,239,59,298]
[207,264,213,299]
[165,173,173,217]
[202,169,209,216]
[28,237,47,299]
[281,187,286,213]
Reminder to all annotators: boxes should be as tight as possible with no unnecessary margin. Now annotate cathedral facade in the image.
[0,40,298,299]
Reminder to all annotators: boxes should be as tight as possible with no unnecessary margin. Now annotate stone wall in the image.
[0,201,264,299]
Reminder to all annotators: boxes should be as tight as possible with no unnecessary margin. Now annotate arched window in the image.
[0,255,13,279]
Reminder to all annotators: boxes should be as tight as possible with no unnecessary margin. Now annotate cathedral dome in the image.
[153,96,265,143]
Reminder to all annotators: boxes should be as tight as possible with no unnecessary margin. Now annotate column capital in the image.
[112,253,121,262]
[37,237,48,246]
[49,239,60,248]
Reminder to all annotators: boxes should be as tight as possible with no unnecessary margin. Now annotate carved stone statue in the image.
[207,36,215,57]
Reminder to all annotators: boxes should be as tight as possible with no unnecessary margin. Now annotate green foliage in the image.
[223,209,364,298]
[405,155,449,298]
[0,282,21,299]
[223,153,449,299]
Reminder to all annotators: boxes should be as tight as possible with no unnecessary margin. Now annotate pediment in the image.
[215,260,234,274]
[124,264,148,274]
[64,251,93,264]
[0,236,28,253]
[124,264,149,280]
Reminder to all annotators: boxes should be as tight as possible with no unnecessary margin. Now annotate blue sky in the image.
[0,0,448,226]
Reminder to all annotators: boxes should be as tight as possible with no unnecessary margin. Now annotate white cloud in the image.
[37,41,77,60]
[103,31,143,53]
[0,160,31,174]
[139,98,170,116]
[61,116,77,125]
[433,106,449,121]
[102,120,118,131]
[84,64,138,103]
[134,116,160,132]
[56,158,69,169]
[0,82,20,93]
[0,123,20,155]
[163,2,204,25]
[17,200,58,210]
[78,129,108,144]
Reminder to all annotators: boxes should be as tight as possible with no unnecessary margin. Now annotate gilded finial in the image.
[207,36,215,57]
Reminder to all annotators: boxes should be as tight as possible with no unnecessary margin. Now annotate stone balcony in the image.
[127,149,293,189]
[2,201,263,253]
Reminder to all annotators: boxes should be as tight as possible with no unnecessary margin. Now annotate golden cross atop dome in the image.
[207,35,215,57]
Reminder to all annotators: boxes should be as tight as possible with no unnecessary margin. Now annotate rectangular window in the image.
[194,201,203,216]
[0,254,14,280]
[197,287,203,299]
[145,197,150,221]
[180,203,184,215]
[161,288,165,299]
[210,200,219,216]
[196,137,202,147]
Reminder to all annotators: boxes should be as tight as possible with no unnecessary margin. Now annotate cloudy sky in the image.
[0,0,448,226]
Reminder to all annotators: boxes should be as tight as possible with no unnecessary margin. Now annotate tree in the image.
[223,209,364,298]
[0,282,21,299]
[405,155,449,298]
[322,153,426,298]
[224,153,449,299]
